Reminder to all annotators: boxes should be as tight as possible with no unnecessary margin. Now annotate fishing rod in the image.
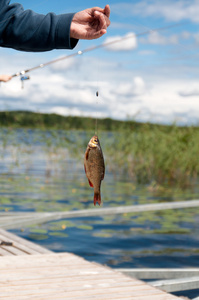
[11,22,186,81]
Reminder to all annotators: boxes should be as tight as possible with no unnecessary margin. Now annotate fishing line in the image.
[94,49,101,136]
[95,88,99,136]
[11,22,187,79]
[95,98,98,136]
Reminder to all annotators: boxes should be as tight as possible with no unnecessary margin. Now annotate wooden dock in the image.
[0,228,181,300]
[0,229,52,256]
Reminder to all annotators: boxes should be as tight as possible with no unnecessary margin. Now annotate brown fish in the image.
[84,135,105,206]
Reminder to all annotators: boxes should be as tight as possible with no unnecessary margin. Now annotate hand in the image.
[0,75,12,82]
[70,5,110,40]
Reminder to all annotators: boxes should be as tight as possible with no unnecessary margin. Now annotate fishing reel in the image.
[20,75,30,89]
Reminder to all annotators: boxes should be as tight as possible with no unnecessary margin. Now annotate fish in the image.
[84,135,105,206]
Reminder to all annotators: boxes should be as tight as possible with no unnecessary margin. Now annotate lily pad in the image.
[49,232,68,238]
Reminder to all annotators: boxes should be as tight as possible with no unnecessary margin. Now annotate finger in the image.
[90,7,105,15]
[94,11,106,29]
[90,5,110,18]
[104,5,110,18]
[94,11,110,30]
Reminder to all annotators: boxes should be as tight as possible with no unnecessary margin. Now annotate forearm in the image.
[0,1,78,52]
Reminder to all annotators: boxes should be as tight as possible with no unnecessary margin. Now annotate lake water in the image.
[1,129,199,298]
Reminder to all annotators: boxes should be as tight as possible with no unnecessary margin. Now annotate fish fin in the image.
[85,148,90,160]
[84,162,93,187]
[94,192,101,206]
[88,179,93,188]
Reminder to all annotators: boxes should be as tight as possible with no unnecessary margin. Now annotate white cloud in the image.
[134,77,145,94]
[104,33,137,51]
[181,31,191,39]
[49,56,77,71]
[179,86,199,97]
[115,77,145,97]
[112,0,199,23]
[141,31,179,45]
[139,50,156,55]
[2,69,199,125]
[49,106,83,116]
[133,79,199,124]
[1,47,199,125]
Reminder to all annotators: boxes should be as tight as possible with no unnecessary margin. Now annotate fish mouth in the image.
[89,135,99,147]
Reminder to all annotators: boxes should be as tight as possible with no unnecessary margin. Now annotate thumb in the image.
[104,5,110,18]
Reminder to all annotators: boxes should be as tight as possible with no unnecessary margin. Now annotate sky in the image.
[0,0,199,125]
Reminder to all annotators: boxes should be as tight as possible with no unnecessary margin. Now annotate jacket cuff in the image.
[55,13,78,49]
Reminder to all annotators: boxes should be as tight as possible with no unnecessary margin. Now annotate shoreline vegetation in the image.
[0,110,168,131]
[0,110,199,189]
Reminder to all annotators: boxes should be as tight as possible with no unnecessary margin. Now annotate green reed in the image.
[105,123,199,188]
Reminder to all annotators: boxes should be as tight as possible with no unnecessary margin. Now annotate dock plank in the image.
[0,253,180,300]
[0,233,40,255]
[0,245,26,255]
[0,246,13,256]
[0,228,52,255]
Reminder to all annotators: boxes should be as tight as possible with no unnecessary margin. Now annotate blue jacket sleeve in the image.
[0,0,78,51]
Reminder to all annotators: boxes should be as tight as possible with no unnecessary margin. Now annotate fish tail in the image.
[94,192,101,206]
